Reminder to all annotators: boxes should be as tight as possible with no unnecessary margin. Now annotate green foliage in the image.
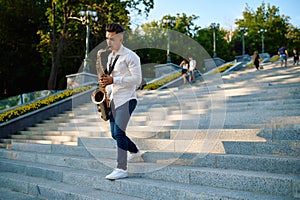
[194,25,234,62]
[0,0,50,98]
[1,0,154,98]
[0,86,91,123]
[133,14,202,65]
[233,2,291,56]
[1,0,299,101]
[143,72,181,90]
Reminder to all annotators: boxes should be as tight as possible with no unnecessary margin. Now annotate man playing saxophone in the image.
[98,23,142,180]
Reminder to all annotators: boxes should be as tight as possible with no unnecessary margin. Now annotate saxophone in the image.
[91,47,110,121]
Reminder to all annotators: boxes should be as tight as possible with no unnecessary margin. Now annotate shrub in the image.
[143,72,181,90]
[210,63,234,74]
[0,86,92,123]
[270,55,280,62]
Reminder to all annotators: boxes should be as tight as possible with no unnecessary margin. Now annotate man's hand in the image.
[99,75,113,87]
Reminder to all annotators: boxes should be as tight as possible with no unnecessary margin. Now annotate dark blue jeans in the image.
[109,99,138,170]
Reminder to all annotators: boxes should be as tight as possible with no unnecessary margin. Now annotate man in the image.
[278,44,288,67]
[99,23,142,180]
[188,57,196,82]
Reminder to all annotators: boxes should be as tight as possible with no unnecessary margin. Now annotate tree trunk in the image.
[48,1,68,90]
[47,1,57,90]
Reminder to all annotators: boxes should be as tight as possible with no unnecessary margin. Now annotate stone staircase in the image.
[0,61,299,199]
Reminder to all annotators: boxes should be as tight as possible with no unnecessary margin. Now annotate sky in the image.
[130,0,300,30]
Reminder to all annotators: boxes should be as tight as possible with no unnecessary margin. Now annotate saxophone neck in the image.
[96,46,111,76]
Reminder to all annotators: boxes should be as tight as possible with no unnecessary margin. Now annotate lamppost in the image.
[239,27,248,56]
[258,28,267,53]
[162,17,175,63]
[80,9,98,73]
[210,22,220,58]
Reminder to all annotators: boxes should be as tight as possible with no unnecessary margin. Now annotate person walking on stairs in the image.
[253,50,260,70]
[188,56,196,82]
[278,44,289,67]
[293,49,299,66]
[180,60,189,84]
[98,23,143,180]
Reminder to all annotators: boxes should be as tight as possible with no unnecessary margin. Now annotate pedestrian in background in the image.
[180,60,189,84]
[188,57,196,82]
[253,51,260,70]
[293,49,299,66]
[278,44,289,67]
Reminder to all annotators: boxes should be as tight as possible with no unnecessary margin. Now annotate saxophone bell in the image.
[91,88,105,105]
[91,88,110,121]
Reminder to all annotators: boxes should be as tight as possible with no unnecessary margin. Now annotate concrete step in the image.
[221,80,300,90]
[170,129,300,141]
[18,131,109,139]
[39,118,95,124]
[8,142,300,174]
[9,135,78,143]
[0,155,299,199]
[0,187,43,200]
[62,108,298,129]
[28,110,300,131]
[78,136,299,156]
[27,121,300,137]
[11,126,300,156]
[0,139,77,146]
[24,126,105,133]
[138,83,300,102]
[1,62,299,199]
[10,142,95,157]
[221,64,300,84]
[141,151,300,174]
[0,161,293,200]
[71,87,299,113]
[19,130,101,137]
[74,126,300,141]
[223,140,300,157]
[0,172,143,200]
[34,121,100,128]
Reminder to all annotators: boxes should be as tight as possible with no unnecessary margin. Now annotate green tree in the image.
[0,0,49,99]
[233,2,291,56]
[193,27,232,62]
[41,0,154,90]
[286,25,300,53]
[133,14,201,65]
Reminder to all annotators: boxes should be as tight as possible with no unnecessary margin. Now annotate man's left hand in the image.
[99,75,113,87]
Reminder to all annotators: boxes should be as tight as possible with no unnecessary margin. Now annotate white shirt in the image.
[189,59,196,70]
[106,45,142,108]
[182,64,188,70]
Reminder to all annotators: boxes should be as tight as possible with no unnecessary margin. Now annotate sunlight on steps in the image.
[0,61,299,199]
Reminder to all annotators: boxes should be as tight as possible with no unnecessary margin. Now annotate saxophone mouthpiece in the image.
[98,46,110,55]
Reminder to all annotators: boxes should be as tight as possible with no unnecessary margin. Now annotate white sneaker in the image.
[105,168,128,180]
[127,151,144,163]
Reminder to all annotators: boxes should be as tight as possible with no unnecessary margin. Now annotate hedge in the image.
[143,72,181,90]
[0,86,92,123]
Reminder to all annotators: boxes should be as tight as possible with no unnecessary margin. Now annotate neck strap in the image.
[105,55,120,75]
